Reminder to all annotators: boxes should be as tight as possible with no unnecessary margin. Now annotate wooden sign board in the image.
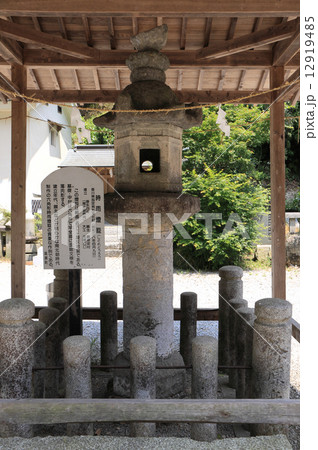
[41,167,105,269]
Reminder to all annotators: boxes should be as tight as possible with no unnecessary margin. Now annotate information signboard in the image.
[41,167,105,269]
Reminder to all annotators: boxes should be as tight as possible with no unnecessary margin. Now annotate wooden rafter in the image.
[114,69,120,90]
[227,18,237,40]
[252,17,263,32]
[0,71,19,94]
[0,1,300,17]
[157,17,163,27]
[29,68,40,89]
[279,68,300,100]
[93,68,101,90]
[13,49,299,69]
[24,88,274,104]
[203,18,212,47]
[0,18,100,59]
[177,69,183,90]
[272,30,300,66]
[107,17,116,50]
[218,69,226,90]
[197,17,299,60]
[180,18,187,50]
[58,17,68,40]
[257,69,268,90]
[82,16,92,47]
[132,17,138,36]
[291,89,300,106]
[0,91,7,103]
[32,17,42,32]
[73,69,80,89]
[50,69,60,89]
[237,69,246,90]
[197,70,204,90]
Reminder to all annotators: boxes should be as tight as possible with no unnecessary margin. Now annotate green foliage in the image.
[285,190,300,212]
[0,207,11,225]
[34,213,42,233]
[174,168,269,270]
[82,116,114,145]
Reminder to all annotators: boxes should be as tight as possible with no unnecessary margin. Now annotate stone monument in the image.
[94,24,202,396]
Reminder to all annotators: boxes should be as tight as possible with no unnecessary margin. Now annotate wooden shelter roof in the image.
[0,1,300,106]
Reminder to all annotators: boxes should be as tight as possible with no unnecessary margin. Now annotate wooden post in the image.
[68,269,82,335]
[11,64,27,298]
[270,66,286,299]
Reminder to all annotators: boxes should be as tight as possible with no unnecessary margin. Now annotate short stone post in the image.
[235,307,255,399]
[218,266,243,368]
[130,336,156,437]
[48,296,69,342]
[228,297,248,388]
[38,307,60,398]
[100,290,118,365]
[0,298,35,437]
[180,292,197,366]
[63,335,93,436]
[33,320,46,398]
[191,336,218,442]
[252,298,292,436]
[53,269,69,299]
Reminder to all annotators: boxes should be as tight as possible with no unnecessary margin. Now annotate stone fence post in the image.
[33,320,46,399]
[63,335,93,436]
[252,298,292,436]
[191,336,218,442]
[228,297,248,388]
[0,298,35,437]
[235,306,255,399]
[130,336,156,437]
[218,266,243,368]
[100,290,118,365]
[38,307,60,398]
[180,291,197,366]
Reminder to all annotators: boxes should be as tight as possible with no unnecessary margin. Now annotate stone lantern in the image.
[94,24,202,396]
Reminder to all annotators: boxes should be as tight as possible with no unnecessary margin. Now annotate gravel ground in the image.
[0,258,300,448]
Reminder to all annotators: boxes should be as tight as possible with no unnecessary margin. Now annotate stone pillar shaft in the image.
[123,230,174,358]
[100,290,118,365]
[228,297,248,388]
[180,292,197,366]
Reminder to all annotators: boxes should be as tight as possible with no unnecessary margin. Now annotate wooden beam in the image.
[203,17,213,47]
[18,49,300,69]
[272,31,300,66]
[82,15,92,47]
[0,18,100,59]
[180,18,187,50]
[0,36,23,64]
[237,69,246,90]
[157,17,163,27]
[0,71,19,93]
[0,1,300,17]
[227,17,238,40]
[197,18,299,60]
[50,69,60,89]
[107,17,116,50]
[0,90,7,102]
[0,398,300,425]
[291,89,300,106]
[279,68,300,100]
[11,64,26,298]
[270,66,286,299]
[24,88,274,104]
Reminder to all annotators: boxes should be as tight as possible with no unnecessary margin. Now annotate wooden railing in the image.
[34,307,300,342]
[0,398,300,426]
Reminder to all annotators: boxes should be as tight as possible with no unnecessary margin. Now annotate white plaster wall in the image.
[0,103,72,213]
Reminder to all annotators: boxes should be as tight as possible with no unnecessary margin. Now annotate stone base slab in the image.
[0,434,292,449]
